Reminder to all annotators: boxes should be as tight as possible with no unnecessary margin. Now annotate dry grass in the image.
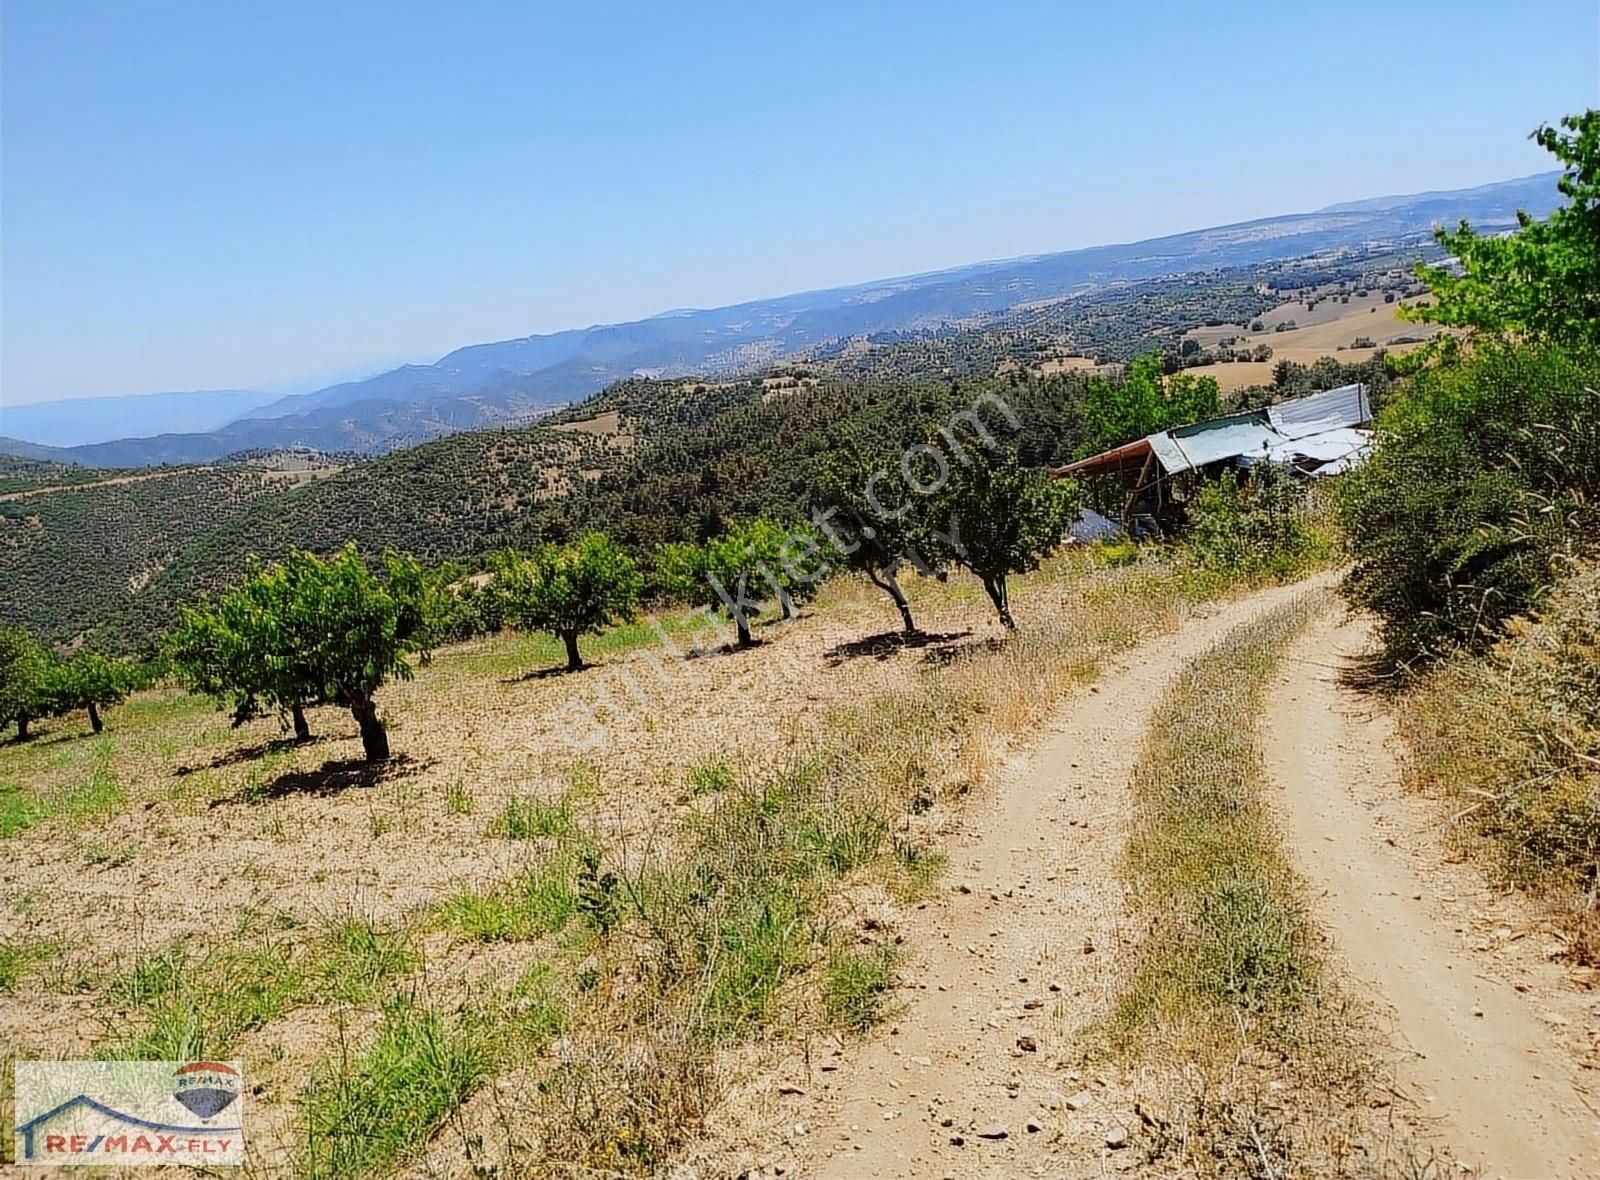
[1,546,1304,1176]
[1181,293,1445,393]
[1101,592,1440,1178]
[1395,563,1600,965]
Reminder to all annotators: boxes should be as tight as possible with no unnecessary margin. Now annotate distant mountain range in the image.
[1,170,1561,469]
[0,388,277,448]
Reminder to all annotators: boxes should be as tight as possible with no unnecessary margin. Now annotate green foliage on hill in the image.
[0,456,103,494]
[0,467,281,646]
[1407,111,1600,349]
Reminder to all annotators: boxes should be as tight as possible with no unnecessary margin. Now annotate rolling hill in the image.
[3,242,1405,653]
[3,171,1559,469]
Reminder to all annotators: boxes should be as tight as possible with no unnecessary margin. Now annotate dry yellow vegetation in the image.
[1,549,1248,1174]
[1183,291,1447,392]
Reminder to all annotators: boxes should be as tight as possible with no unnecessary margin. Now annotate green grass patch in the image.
[686,757,734,797]
[490,793,575,840]
[696,883,810,1038]
[1107,596,1327,1050]
[106,941,304,1060]
[495,963,569,1043]
[298,996,492,1179]
[823,944,896,1032]
[308,918,421,1005]
[0,938,59,994]
[0,758,123,838]
[433,855,582,942]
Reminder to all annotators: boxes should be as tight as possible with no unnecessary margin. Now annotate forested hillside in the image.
[4,252,1405,652]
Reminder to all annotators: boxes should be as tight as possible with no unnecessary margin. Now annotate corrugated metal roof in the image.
[1262,427,1371,465]
[1057,384,1374,480]
[1152,412,1278,474]
[1266,383,1371,439]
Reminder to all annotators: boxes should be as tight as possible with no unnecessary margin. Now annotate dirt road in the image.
[766,586,1599,1179]
[784,579,1326,1177]
[1267,612,1600,1180]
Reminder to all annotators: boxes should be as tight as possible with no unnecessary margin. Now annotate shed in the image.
[1054,384,1372,532]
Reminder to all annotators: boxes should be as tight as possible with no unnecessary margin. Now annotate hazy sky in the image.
[2,1,1595,405]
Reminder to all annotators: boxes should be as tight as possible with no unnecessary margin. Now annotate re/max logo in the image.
[36,1132,236,1156]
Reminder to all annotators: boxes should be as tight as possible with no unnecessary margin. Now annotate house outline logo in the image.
[13,1060,245,1166]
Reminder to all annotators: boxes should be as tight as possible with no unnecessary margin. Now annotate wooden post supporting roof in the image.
[1121,448,1156,524]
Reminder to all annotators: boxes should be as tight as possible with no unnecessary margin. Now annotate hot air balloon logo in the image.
[172,1062,240,1120]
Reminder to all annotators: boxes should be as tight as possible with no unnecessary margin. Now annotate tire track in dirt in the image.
[778,577,1331,1179]
[1266,611,1600,1179]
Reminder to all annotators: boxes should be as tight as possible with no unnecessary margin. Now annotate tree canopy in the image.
[496,533,643,671]
[812,452,947,634]
[1077,352,1222,458]
[657,517,828,648]
[1406,111,1600,349]
[172,544,432,761]
[0,624,49,741]
[46,652,131,734]
[931,449,1080,629]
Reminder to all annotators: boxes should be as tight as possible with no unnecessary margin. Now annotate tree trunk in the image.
[983,577,1016,630]
[885,571,917,634]
[16,715,30,740]
[291,703,311,742]
[867,568,918,635]
[562,630,584,672]
[88,701,103,734]
[735,615,754,648]
[778,593,797,621]
[351,697,390,763]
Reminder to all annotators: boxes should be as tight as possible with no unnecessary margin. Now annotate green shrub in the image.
[1185,466,1318,579]
[1339,342,1600,665]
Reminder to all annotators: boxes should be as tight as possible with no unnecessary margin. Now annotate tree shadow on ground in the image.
[684,638,767,660]
[175,734,328,777]
[822,629,972,668]
[503,665,582,683]
[209,754,431,804]
[920,634,1008,668]
[4,727,81,750]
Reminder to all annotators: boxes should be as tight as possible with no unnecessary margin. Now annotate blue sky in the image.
[2,1,1595,405]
